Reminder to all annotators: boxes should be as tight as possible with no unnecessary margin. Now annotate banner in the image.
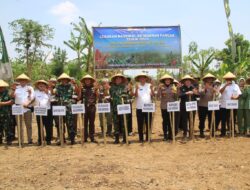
[93,26,181,70]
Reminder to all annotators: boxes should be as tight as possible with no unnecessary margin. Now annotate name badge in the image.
[167,101,180,112]
[226,100,238,109]
[142,103,155,113]
[12,105,23,115]
[34,106,48,116]
[71,104,85,114]
[97,103,111,113]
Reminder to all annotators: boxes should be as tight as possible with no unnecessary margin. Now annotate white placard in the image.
[186,101,198,112]
[167,101,180,112]
[71,104,85,114]
[142,103,155,113]
[117,104,131,115]
[226,100,238,109]
[208,101,220,111]
[12,105,23,115]
[97,103,111,113]
[52,106,66,116]
[34,106,48,116]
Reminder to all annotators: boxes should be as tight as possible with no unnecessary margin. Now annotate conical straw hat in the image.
[0,80,9,87]
[16,73,31,81]
[57,73,71,81]
[159,74,174,83]
[223,72,236,79]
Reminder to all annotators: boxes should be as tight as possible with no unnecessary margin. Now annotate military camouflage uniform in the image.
[110,84,129,143]
[55,83,76,143]
[81,85,97,142]
[0,89,12,144]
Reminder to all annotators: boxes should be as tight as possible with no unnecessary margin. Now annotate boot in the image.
[200,130,205,138]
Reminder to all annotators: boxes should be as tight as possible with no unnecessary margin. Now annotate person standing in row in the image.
[134,73,154,143]
[80,74,98,143]
[33,80,52,145]
[237,78,246,135]
[14,74,34,144]
[219,72,241,137]
[54,73,77,145]
[158,74,178,141]
[213,79,222,131]
[179,75,198,139]
[125,76,134,135]
[241,77,250,134]
[0,80,13,145]
[98,78,112,136]
[110,74,128,144]
[198,73,216,138]
[48,78,59,140]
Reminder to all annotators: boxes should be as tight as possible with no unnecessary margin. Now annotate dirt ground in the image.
[1,104,250,190]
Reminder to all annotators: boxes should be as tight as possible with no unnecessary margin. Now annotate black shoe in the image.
[7,141,12,145]
[91,139,98,143]
[220,134,226,137]
[200,133,205,138]
[71,140,76,145]
[37,142,41,146]
[47,141,51,145]
[28,141,33,145]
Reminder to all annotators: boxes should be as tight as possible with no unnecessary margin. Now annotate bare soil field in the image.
[1,105,250,190]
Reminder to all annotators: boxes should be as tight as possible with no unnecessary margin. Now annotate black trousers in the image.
[220,108,230,135]
[215,110,221,130]
[180,107,195,137]
[161,109,179,139]
[198,106,212,133]
[36,115,52,143]
[49,103,59,138]
[84,105,96,140]
[136,109,152,141]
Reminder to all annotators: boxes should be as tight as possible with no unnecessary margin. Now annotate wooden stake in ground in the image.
[102,100,107,145]
[121,97,129,145]
[78,113,84,145]
[17,115,22,148]
[39,116,45,146]
[59,116,64,147]
[189,95,194,140]
[231,109,235,139]
[147,112,151,143]
[172,112,176,143]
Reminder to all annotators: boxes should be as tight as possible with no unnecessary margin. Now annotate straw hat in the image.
[214,79,221,84]
[35,80,48,86]
[173,79,180,85]
[223,72,236,79]
[159,74,174,83]
[80,74,95,83]
[57,73,71,81]
[111,73,127,83]
[180,75,194,83]
[49,78,57,82]
[16,73,31,81]
[202,73,216,82]
[134,73,151,82]
[0,80,9,87]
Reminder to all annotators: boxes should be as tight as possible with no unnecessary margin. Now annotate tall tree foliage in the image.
[184,42,215,78]
[50,47,68,77]
[9,19,54,78]
[64,17,93,75]
[216,34,250,77]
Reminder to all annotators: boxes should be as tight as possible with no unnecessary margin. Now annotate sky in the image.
[0,0,249,76]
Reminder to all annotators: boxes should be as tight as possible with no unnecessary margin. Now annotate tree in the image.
[185,41,215,78]
[64,17,93,74]
[215,33,250,77]
[9,19,54,78]
[50,47,68,77]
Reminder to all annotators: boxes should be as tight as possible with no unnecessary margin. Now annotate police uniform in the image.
[80,75,98,143]
[198,73,216,137]
[158,74,178,141]
[55,73,76,145]
[0,80,13,145]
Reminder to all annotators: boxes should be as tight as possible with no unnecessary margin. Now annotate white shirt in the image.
[15,85,34,113]
[34,90,51,109]
[136,83,152,109]
[220,82,241,108]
